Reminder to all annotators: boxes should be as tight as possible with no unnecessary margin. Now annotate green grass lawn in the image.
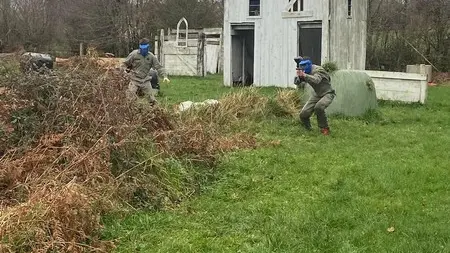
[103,76,450,253]
[157,75,278,104]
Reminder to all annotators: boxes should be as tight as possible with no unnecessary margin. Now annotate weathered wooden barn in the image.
[223,0,368,87]
[154,18,223,76]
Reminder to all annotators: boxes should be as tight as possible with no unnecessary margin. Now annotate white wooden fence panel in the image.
[205,44,220,74]
[361,70,428,104]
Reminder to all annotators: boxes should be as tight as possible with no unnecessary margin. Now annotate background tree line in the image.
[367,0,449,72]
[0,0,448,71]
[0,0,224,57]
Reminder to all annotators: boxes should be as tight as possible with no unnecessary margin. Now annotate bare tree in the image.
[4,0,446,72]
[0,0,224,56]
[367,0,449,71]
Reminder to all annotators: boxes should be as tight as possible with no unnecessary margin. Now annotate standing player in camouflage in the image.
[294,57,335,135]
[123,38,170,104]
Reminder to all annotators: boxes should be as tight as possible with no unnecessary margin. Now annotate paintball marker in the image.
[294,56,304,70]
[294,56,307,83]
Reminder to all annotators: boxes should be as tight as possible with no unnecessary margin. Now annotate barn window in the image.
[249,0,260,16]
[288,0,304,12]
[348,0,352,17]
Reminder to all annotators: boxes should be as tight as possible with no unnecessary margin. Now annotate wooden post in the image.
[154,35,159,61]
[79,43,84,56]
[202,33,206,77]
[160,29,165,66]
[197,32,206,77]
[218,29,224,73]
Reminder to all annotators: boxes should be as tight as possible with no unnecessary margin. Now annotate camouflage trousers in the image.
[149,69,160,94]
[126,79,157,103]
[300,92,335,129]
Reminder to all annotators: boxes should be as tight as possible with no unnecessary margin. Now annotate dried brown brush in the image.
[153,123,219,167]
[0,135,116,252]
[274,89,302,117]
[152,123,258,169]
[0,58,175,252]
[154,88,268,166]
[217,88,269,121]
[176,88,269,127]
[0,182,114,253]
[215,132,258,152]
[0,57,262,252]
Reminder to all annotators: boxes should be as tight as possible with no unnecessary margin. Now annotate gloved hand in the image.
[296,69,305,78]
[163,77,171,83]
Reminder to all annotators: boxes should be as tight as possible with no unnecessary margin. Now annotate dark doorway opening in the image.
[298,22,322,65]
[231,23,255,86]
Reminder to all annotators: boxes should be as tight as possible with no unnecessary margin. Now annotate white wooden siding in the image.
[224,0,368,87]
[329,0,367,70]
[205,44,220,74]
[225,0,325,87]
[362,71,428,104]
[163,41,198,76]
[158,28,223,76]
[224,1,426,104]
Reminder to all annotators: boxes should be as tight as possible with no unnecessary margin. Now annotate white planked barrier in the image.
[360,70,428,104]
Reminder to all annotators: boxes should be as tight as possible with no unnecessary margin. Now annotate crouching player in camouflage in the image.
[294,57,335,135]
[122,38,170,105]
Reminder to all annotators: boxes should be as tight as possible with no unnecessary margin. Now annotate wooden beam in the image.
[197,32,206,77]
[218,29,224,73]
[79,43,84,56]
[160,29,165,66]
[154,35,159,60]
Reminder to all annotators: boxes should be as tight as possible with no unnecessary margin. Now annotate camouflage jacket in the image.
[123,50,167,82]
[294,65,335,97]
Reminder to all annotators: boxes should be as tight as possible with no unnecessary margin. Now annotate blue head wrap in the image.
[299,59,313,74]
[139,43,150,57]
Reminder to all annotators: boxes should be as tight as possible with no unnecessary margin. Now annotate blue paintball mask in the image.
[299,59,313,74]
[139,43,150,57]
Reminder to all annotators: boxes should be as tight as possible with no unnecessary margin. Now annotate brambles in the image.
[0,58,262,252]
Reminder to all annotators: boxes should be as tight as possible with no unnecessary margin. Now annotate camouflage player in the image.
[123,38,170,104]
[294,57,335,135]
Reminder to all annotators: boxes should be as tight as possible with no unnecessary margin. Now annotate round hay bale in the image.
[302,70,378,116]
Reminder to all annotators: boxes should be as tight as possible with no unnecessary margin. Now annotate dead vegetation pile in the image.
[55,56,125,71]
[176,88,269,125]
[176,87,303,126]
[273,89,303,117]
[0,57,263,252]
[0,57,175,252]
